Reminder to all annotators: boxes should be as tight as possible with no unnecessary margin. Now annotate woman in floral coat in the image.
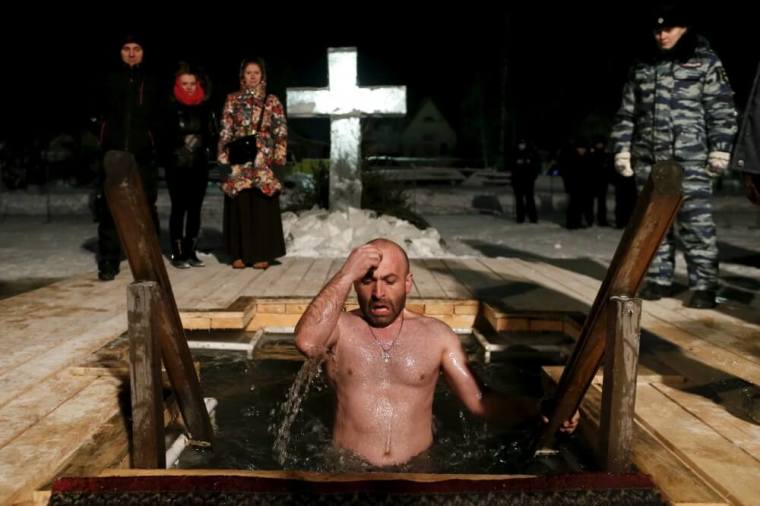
[218,57,288,269]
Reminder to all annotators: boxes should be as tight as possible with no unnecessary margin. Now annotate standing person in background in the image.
[217,57,288,270]
[613,152,639,229]
[610,4,737,308]
[560,140,593,230]
[510,138,540,224]
[95,33,160,281]
[163,63,216,269]
[730,61,760,206]
[589,137,611,226]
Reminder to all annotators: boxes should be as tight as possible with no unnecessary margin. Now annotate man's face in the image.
[243,63,263,88]
[121,43,144,66]
[654,26,687,50]
[355,245,413,327]
[178,73,198,95]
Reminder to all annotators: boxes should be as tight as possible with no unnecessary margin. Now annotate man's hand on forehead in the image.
[342,244,384,282]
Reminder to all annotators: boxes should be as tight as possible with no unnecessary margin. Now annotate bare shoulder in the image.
[403,311,459,346]
[342,310,363,324]
[340,310,366,333]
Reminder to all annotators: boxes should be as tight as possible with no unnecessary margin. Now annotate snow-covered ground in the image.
[282,207,451,258]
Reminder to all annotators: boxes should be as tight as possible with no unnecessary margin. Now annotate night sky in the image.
[2,3,754,156]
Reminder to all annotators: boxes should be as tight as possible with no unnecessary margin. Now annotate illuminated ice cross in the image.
[287,47,406,211]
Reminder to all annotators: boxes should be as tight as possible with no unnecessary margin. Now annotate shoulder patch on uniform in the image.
[717,66,729,83]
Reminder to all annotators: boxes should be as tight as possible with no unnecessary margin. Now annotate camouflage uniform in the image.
[611,33,737,291]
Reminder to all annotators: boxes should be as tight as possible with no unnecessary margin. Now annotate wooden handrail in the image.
[534,160,683,451]
[104,150,213,445]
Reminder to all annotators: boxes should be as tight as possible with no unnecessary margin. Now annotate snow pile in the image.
[282,207,450,258]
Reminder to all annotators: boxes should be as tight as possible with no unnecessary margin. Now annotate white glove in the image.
[705,151,730,178]
[614,152,634,177]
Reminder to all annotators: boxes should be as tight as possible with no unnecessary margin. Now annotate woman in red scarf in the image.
[164,63,216,268]
[217,57,287,270]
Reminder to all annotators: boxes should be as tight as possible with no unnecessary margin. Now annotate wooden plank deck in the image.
[0,254,758,504]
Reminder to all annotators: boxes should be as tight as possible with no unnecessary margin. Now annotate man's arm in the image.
[439,329,537,428]
[610,66,638,178]
[441,328,578,433]
[610,66,637,156]
[294,244,383,358]
[702,56,738,156]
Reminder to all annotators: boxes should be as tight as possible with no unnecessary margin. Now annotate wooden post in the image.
[104,150,213,445]
[534,160,682,452]
[128,282,166,468]
[599,296,642,471]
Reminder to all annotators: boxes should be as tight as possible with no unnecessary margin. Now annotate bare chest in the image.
[327,332,440,389]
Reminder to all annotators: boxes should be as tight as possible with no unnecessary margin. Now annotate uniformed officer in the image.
[610,4,737,308]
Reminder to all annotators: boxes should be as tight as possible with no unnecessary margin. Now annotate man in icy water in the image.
[295,238,579,466]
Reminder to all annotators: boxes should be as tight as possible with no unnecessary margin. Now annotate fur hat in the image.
[652,2,692,30]
[121,31,146,49]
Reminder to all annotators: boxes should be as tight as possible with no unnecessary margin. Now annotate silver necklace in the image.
[368,314,404,363]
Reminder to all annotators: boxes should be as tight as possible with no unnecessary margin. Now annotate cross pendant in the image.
[382,351,391,363]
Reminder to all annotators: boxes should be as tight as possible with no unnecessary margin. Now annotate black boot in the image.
[183,237,205,267]
[686,290,717,309]
[97,261,119,281]
[639,282,672,301]
[170,240,191,269]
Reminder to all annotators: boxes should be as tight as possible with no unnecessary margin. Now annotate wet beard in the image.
[363,295,405,328]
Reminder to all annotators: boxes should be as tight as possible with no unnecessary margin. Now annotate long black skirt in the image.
[223,188,286,264]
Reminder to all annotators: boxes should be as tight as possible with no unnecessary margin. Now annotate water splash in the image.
[271,354,326,465]
[459,409,475,448]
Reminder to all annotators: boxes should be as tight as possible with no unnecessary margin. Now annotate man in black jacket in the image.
[730,61,760,206]
[96,34,160,281]
[510,138,540,223]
